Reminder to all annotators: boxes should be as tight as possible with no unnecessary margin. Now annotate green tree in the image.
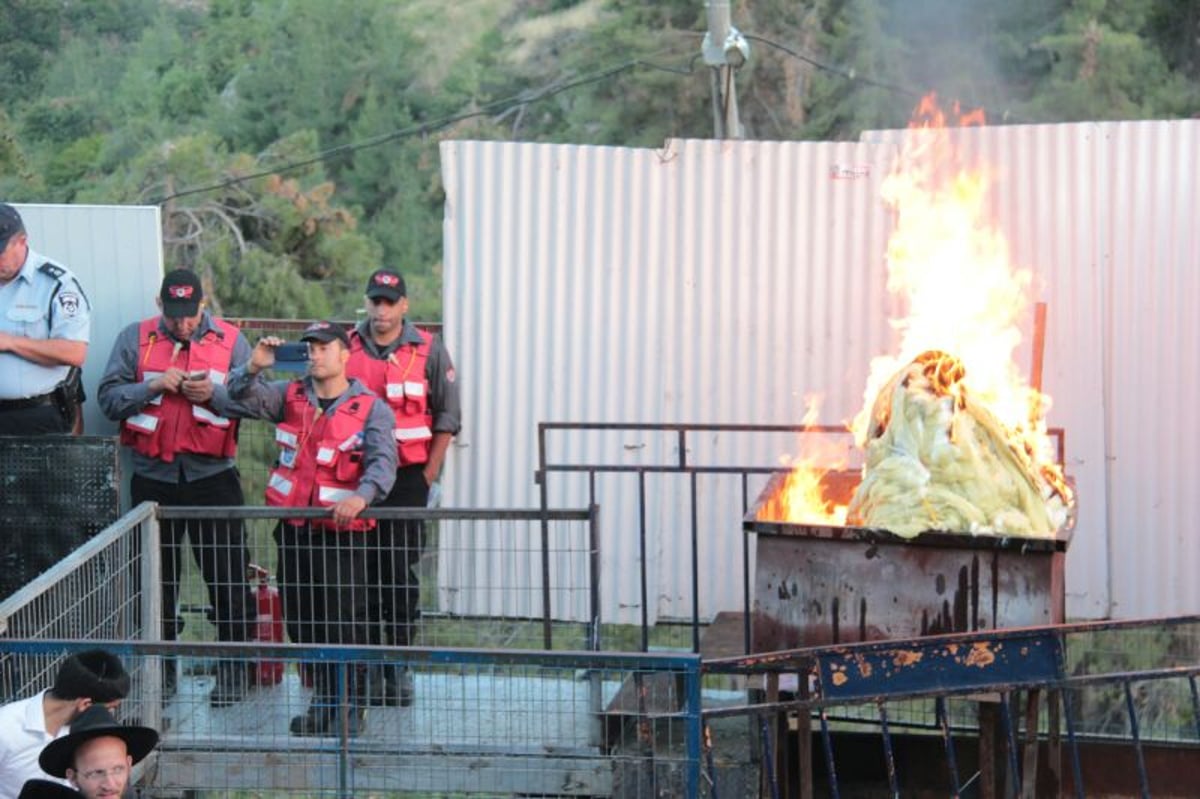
[802,0,913,139]
[1021,0,1196,120]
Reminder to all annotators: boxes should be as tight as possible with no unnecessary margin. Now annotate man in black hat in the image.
[32,705,157,799]
[229,320,396,736]
[0,651,130,796]
[0,202,91,435]
[97,269,255,707]
[346,268,461,706]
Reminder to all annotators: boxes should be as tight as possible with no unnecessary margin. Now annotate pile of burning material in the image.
[847,349,1073,538]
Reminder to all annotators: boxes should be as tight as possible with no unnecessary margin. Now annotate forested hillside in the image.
[1,0,1195,319]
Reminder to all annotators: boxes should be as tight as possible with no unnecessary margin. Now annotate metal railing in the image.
[1,638,702,797]
[536,422,1068,657]
[703,616,1200,798]
[0,503,701,797]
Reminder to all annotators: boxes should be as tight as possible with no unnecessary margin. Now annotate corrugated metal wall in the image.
[16,204,163,436]
[440,121,1199,624]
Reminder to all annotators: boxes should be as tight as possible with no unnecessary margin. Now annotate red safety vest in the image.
[264,382,378,531]
[346,329,433,466]
[120,317,239,462]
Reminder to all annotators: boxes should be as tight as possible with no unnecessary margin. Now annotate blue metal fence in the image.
[703,617,1200,798]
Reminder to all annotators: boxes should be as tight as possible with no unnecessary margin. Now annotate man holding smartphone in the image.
[97,269,254,707]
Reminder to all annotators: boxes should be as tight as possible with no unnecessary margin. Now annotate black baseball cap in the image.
[300,319,351,349]
[39,705,158,778]
[159,269,203,318]
[365,268,406,302]
[0,203,25,251]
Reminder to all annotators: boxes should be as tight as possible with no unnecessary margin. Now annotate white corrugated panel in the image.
[441,139,899,623]
[441,122,1200,624]
[15,204,163,436]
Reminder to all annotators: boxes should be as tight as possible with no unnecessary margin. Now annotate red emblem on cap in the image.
[169,285,195,299]
[374,273,400,287]
[308,321,331,332]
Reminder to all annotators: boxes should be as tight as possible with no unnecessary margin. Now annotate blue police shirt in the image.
[0,248,90,399]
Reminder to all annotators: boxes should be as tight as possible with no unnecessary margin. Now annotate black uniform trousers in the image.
[131,468,252,642]
[369,464,429,647]
[275,521,372,705]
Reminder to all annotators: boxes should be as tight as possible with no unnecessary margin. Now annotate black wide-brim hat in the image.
[39,705,158,778]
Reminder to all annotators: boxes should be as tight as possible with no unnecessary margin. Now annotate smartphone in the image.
[275,342,309,362]
[186,370,207,381]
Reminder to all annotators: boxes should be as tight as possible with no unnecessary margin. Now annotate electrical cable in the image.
[153,46,701,205]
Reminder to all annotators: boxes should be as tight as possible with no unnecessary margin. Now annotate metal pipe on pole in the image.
[703,1,748,139]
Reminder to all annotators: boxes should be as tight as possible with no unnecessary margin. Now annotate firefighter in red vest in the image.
[97,269,254,707]
[346,269,461,707]
[229,320,396,737]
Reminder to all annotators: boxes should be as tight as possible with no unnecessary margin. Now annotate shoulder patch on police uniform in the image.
[38,262,67,280]
[56,291,82,317]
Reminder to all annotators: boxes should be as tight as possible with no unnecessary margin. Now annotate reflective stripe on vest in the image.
[265,383,377,531]
[346,329,434,466]
[120,317,240,462]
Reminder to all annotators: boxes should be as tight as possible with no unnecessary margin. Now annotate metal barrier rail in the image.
[159,504,601,652]
[536,422,1068,657]
[702,617,1200,798]
[0,638,702,797]
[537,422,852,655]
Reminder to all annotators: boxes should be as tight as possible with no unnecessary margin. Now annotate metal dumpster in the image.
[744,470,1072,651]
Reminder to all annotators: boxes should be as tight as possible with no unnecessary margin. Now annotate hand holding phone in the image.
[274,342,309,362]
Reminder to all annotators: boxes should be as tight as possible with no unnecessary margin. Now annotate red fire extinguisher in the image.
[248,563,284,686]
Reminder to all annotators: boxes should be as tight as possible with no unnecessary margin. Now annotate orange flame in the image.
[852,94,1054,461]
[767,93,1068,527]
[755,396,850,525]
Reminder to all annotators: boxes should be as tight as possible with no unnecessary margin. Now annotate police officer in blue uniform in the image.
[0,204,90,435]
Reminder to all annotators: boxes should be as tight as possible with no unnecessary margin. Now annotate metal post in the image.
[638,469,649,652]
[690,471,700,653]
[684,658,703,799]
[703,1,746,139]
[537,425,553,649]
[140,504,164,736]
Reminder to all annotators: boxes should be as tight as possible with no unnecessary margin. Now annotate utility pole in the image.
[702,1,749,139]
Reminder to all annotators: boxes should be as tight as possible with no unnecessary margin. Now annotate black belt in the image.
[0,391,57,411]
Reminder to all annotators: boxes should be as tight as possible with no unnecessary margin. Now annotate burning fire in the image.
[755,397,848,526]
[852,94,1037,447]
[763,93,1073,535]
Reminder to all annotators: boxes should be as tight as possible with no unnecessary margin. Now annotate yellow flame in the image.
[767,94,1066,525]
[851,96,1055,468]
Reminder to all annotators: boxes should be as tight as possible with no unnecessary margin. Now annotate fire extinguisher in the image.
[248,563,284,686]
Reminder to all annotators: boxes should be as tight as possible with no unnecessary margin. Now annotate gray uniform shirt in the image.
[226,370,396,504]
[352,319,462,436]
[97,312,253,483]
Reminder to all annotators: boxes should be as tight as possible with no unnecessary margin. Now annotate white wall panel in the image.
[442,121,1199,625]
[15,204,163,436]
[441,139,897,623]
